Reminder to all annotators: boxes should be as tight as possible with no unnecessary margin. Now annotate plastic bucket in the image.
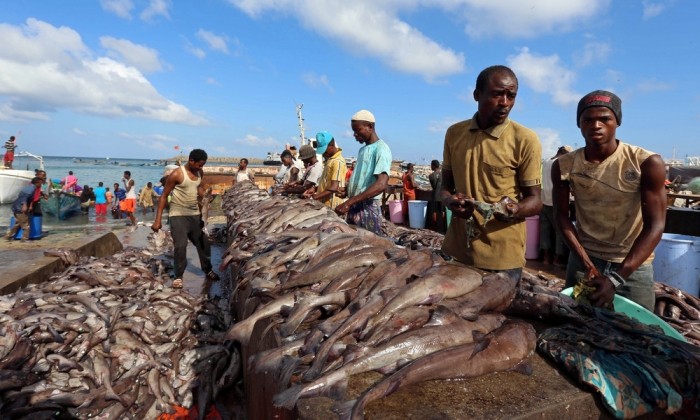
[408,200,428,229]
[388,200,404,224]
[525,215,540,260]
[652,233,700,297]
[9,216,42,240]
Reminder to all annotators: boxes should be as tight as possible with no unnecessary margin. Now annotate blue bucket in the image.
[9,216,43,240]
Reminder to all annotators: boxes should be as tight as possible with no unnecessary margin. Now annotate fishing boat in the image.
[43,191,82,220]
[263,152,282,166]
[0,151,44,204]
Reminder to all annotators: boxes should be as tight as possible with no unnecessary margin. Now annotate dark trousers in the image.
[170,215,212,279]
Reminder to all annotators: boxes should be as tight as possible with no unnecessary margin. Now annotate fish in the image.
[272,309,505,409]
[360,263,483,340]
[335,321,536,420]
[441,272,518,320]
[224,292,302,345]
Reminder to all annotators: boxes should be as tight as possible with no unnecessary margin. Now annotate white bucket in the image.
[408,200,428,229]
[652,233,700,297]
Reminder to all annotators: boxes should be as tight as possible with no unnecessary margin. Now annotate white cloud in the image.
[118,132,179,151]
[73,128,87,136]
[573,41,612,67]
[196,30,231,55]
[456,0,609,38]
[0,104,50,122]
[184,41,206,59]
[140,0,172,22]
[642,1,666,20]
[636,78,673,93]
[507,47,581,106]
[100,0,134,19]
[100,36,165,73]
[236,134,283,149]
[427,117,461,134]
[227,0,465,81]
[302,73,333,93]
[206,77,220,85]
[228,0,611,80]
[535,127,565,160]
[0,19,207,125]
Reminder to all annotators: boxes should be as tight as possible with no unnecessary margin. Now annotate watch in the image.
[605,271,626,289]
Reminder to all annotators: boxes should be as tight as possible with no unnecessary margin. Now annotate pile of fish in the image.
[0,235,239,419]
[381,221,445,250]
[653,283,700,345]
[219,182,537,418]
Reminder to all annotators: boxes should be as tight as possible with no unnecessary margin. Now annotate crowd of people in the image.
[5,64,666,311]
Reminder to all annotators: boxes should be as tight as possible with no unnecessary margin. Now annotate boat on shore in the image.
[0,151,45,204]
[43,191,82,220]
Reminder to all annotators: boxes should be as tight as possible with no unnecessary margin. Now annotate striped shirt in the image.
[4,140,16,152]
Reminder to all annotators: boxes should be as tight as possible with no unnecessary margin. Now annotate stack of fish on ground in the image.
[0,232,239,419]
[219,182,537,418]
[653,282,700,345]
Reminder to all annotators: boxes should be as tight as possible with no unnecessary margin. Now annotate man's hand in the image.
[587,275,616,308]
[301,187,315,199]
[335,201,350,215]
[443,193,474,219]
[151,220,162,232]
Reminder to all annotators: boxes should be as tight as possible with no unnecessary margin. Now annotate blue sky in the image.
[1,0,698,164]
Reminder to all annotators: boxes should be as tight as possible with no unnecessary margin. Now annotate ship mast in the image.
[296,103,306,146]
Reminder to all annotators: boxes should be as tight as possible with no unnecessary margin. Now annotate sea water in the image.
[1,156,170,231]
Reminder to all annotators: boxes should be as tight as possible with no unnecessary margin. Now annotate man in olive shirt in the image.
[441,65,543,281]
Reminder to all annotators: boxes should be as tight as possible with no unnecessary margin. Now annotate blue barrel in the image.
[653,233,700,297]
[9,216,43,240]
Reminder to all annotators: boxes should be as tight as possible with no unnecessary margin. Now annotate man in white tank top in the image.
[552,90,666,310]
[152,149,220,288]
[121,170,137,226]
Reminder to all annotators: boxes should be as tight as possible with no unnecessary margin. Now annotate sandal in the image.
[172,279,183,289]
[205,271,220,281]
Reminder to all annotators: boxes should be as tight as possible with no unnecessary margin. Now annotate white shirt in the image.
[541,158,555,206]
[236,168,252,183]
[302,161,323,186]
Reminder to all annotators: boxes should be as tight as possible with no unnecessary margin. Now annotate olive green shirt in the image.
[441,115,542,270]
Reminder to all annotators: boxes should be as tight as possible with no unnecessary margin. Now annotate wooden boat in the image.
[43,191,82,220]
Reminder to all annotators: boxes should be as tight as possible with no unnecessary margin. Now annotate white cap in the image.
[351,109,375,123]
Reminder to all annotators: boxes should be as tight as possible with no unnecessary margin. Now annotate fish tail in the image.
[276,355,302,386]
[327,377,348,401]
[272,384,304,409]
[106,389,126,407]
[332,399,356,420]
[302,354,326,382]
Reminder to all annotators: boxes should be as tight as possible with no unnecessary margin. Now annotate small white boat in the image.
[0,151,44,204]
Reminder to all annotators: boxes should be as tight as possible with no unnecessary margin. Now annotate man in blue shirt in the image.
[335,109,392,235]
[5,177,42,242]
